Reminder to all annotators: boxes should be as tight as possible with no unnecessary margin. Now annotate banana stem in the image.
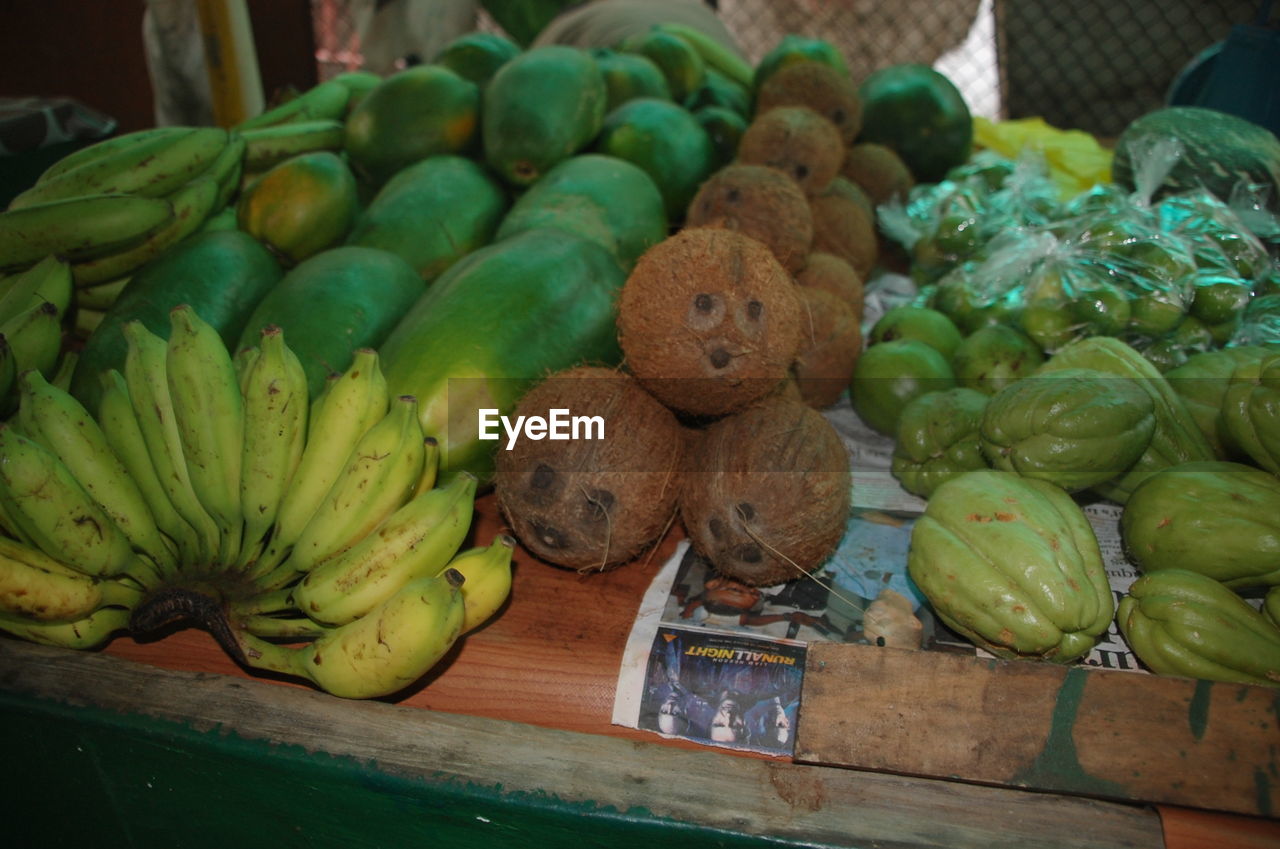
[233,629,305,679]
[236,613,325,639]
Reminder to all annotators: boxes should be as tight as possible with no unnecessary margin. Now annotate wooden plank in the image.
[0,639,1164,849]
[795,642,1280,819]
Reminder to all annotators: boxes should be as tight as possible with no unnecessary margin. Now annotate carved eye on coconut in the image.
[618,228,803,418]
[684,163,814,275]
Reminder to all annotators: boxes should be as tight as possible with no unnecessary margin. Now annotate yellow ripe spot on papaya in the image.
[444,113,478,150]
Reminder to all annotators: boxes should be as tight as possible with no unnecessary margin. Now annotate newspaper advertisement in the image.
[612,392,1149,757]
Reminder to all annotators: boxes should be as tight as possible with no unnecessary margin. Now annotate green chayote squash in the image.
[1164,345,1274,460]
[890,387,989,498]
[1220,351,1280,475]
[979,368,1155,493]
[1036,336,1214,504]
[1117,568,1280,687]
[907,469,1114,662]
[1120,460,1280,588]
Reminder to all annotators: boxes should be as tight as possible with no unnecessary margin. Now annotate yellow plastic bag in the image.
[973,116,1113,200]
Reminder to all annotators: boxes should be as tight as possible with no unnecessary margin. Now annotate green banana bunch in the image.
[165,305,246,562]
[35,126,198,186]
[235,79,351,131]
[15,370,178,574]
[0,301,62,388]
[236,568,467,700]
[440,534,516,635]
[235,325,309,570]
[0,194,175,272]
[653,21,754,90]
[290,471,477,626]
[240,119,346,173]
[0,255,74,321]
[1118,569,1280,687]
[0,605,132,650]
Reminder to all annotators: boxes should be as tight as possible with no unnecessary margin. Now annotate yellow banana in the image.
[16,370,178,574]
[249,349,388,581]
[291,471,478,626]
[9,127,230,208]
[0,194,174,271]
[0,254,73,324]
[165,305,245,563]
[240,119,346,172]
[96,369,202,567]
[35,126,199,186]
[282,394,426,575]
[236,79,350,131]
[236,569,466,699]
[438,533,516,635]
[1,300,63,380]
[0,424,138,578]
[122,320,222,565]
[236,325,309,570]
[0,605,131,650]
[0,536,141,621]
[412,437,441,498]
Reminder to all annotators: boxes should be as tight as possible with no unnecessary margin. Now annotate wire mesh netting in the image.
[309,0,1261,138]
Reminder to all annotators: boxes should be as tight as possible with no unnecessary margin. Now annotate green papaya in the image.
[1121,460,1280,588]
[494,153,666,271]
[1220,351,1280,474]
[890,387,989,498]
[595,97,715,220]
[907,469,1114,662]
[1164,346,1273,458]
[483,45,608,186]
[591,48,672,112]
[70,230,283,412]
[1036,336,1215,503]
[685,66,750,118]
[1117,568,1280,686]
[345,155,508,283]
[753,34,848,93]
[434,31,521,88]
[378,227,627,484]
[236,151,359,266]
[857,64,972,183]
[235,246,425,397]
[694,105,746,169]
[343,64,480,187]
[979,368,1156,493]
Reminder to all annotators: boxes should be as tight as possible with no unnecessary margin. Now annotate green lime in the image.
[1189,270,1251,326]
[868,305,964,359]
[1071,280,1131,337]
[850,339,956,436]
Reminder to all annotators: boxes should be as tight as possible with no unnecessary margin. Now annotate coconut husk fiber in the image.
[684,163,814,275]
[791,286,862,409]
[842,142,915,206]
[795,251,864,321]
[753,61,863,145]
[494,365,685,572]
[617,227,803,418]
[680,394,851,586]
[737,106,846,196]
[809,176,878,278]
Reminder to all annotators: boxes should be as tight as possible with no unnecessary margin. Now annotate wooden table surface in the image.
[94,492,1280,848]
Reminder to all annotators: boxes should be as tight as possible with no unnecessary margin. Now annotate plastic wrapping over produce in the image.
[877,136,1280,368]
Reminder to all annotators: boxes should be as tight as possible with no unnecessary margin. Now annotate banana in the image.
[235,325,309,570]
[0,334,17,415]
[0,194,174,271]
[16,370,178,574]
[0,536,141,621]
[73,307,107,339]
[35,126,202,186]
[236,569,466,699]
[654,22,754,90]
[122,320,222,565]
[412,436,441,498]
[249,349,388,581]
[438,533,516,635]
[234,612,325,639]
[0,605,131,650]
[49,349,78,392]
[165,305,245,563]
[208,132,248,209]
[75,276,131,312]
[9,127,230,209]
[291,471,478,626]
[240,119,346,173]
[0,424,139,578]
[199,204,239,234]
[282,394,426,575]
[0,255,74,323]
[96,369,202,567]
[1,300,64,381]
[236,79,351,131]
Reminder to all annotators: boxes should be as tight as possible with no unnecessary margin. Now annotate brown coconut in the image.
[842,142,915,206]
[617,227,803,418]
[795,251,864,321]
[809,176,879,278]
[684,163,814,275]
[494,366,685,572]
[754,61,863,145]
[736,106,846,196]
[680,394,851,586]
[791,287,862,409]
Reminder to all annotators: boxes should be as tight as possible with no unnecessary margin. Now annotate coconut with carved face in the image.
[684,163,813,275]
[617,227,803,418]
[680,394,851,586]
[737,106,846,196]
[494,366,685,571]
